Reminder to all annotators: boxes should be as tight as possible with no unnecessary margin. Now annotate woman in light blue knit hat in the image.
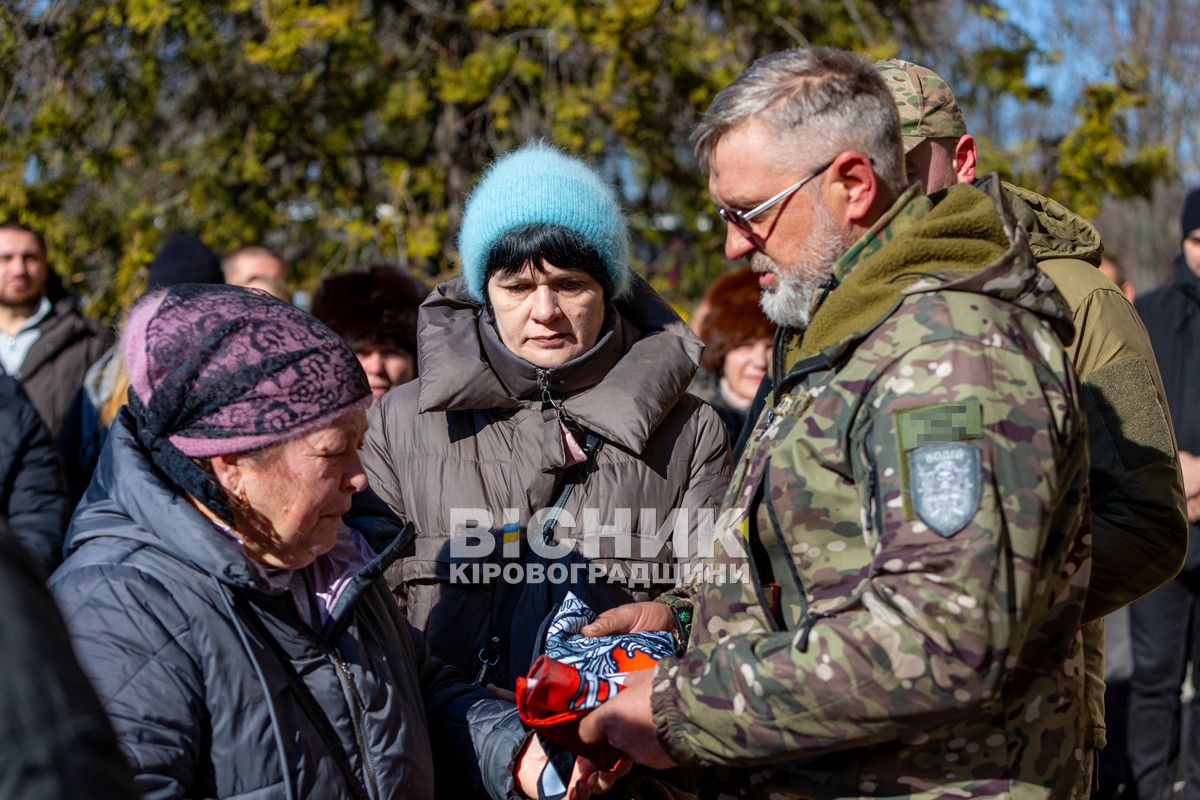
[360,141,730,795]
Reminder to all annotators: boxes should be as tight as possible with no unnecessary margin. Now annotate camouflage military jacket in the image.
[651,181,1091,799]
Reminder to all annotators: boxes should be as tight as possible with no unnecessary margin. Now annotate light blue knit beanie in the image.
[457,142,632,303]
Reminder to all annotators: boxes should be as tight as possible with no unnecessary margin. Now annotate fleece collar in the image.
[782,175,1065,370]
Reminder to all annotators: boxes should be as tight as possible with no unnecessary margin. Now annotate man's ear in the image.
[826,150,880,226]
[953,134,978,184]
[208,453,243,496]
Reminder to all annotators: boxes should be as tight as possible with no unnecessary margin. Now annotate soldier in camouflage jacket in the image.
[579,47,1090,800]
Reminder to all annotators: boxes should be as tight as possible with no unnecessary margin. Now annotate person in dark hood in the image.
[1127,188,1200,800]
[49,284,523,800]
[311,263,427,404]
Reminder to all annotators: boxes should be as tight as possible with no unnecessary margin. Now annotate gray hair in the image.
[692,47,906,194]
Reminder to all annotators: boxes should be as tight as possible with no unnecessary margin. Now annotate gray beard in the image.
[755,200,851,329]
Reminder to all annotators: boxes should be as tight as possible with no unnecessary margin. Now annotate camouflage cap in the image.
[875,58,967,153]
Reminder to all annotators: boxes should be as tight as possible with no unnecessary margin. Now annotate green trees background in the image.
[0,0,1189,318]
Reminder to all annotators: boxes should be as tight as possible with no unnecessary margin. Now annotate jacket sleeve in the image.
[1067,283,1187,620]
[0,526,136,799]
[360,395,417,614]
[6,398,68,577]
[681,401,733,571]
[651,336,1089,766]
[361,391,410,521]
[49,562,207,800]
[413,623,528,800]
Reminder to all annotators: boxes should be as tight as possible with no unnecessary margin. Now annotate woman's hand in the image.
[514,735,548,797]
[568,753,630,800]
[580,602,674,637]
[514,736,630,800]
[486,683,517,703]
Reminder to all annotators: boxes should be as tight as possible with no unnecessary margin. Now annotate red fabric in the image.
[516,655,628,770]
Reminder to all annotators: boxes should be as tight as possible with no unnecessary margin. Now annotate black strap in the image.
[474,432,601,685]
[233,593,370,800]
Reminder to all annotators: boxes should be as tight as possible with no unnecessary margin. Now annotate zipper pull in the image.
[536,368,553,408]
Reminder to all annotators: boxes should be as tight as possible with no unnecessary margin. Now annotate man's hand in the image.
[581,601,675,637]
[578,670,678,770]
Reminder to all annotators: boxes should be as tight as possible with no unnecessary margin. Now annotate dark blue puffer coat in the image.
[50,411,523,800]
[0,372,67,576]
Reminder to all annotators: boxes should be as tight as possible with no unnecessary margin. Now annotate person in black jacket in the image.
[1129,187,1200,800]
[0,517,136,799]
[0,371,68,576]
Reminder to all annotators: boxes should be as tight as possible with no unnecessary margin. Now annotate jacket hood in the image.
[414,274,703,451]
[800,177,1073,362]
[989,178,1104,266]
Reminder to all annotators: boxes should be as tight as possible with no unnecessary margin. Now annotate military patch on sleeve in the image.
[907,442,981,537]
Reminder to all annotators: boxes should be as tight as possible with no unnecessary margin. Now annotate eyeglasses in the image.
[715,160,834,240]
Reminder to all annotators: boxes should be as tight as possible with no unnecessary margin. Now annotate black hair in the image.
[484,223,612,299]
[0,219,47,259]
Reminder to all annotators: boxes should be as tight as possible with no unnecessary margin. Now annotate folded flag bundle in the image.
[516,592,677,771]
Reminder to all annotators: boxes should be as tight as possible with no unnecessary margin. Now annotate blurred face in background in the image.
[1184,229,1200,276]
[224,249,287,289]
[720,338,772,410]
[1098,255,1136,303]
[355,342,415,402]
[0,229,48,313]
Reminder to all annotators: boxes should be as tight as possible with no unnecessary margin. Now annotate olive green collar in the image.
[792,181,1010,363]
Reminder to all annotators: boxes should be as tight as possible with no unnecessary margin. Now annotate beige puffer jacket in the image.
[362,275,731,689]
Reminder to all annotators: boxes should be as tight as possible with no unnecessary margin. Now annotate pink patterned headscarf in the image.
[123,284,370,521]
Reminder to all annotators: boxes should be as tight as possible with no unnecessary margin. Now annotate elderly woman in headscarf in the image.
[360,143,731,694]
[49,284,522,800]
